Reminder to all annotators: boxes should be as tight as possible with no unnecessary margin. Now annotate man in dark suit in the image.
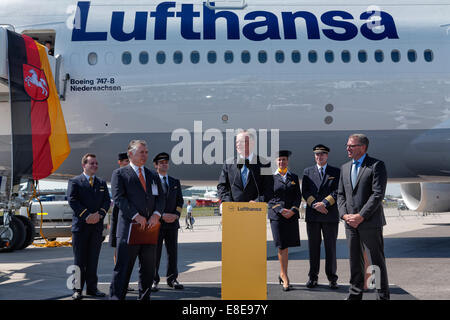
[109,152,129,254]
[67,153,111,300]
[302,144,340,290]
[109,140,165,300]
[337,134,390,300]
[217,131,273,204]
[151,152,184,292]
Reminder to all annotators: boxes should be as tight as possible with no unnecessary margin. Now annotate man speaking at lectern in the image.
[217,131,273,204]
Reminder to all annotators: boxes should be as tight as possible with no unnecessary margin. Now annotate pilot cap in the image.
[276,150,292,158]
[313,144,330,153]
[153,152,170,163]
[118,152,128,161]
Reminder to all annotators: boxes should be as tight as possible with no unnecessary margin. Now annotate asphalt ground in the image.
[1,209,449,301]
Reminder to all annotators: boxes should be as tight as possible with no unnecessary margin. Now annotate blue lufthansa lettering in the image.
[203,2,239,40]
[360,11,399,40]
[243,11,281,41]
[177,4,201,40]
[71,1,399,42]
[321,11,358,41]
[150,2,176,40]
[110,11,148,41]
[71,1,107,41]
[282,11,320,40]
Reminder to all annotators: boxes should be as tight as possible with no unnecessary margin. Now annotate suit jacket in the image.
[111,165,165,240]
[159,175,184,230]
[337,154,387,229]
[67,174,111,232]
[268,171,302,221]
[217,156,273,203]
[302,165,340,223]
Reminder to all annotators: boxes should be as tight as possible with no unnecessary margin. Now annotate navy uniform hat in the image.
[313,144,330,153]
[153,152,170,163]
[118,152,128,161]
[276,150,292,158]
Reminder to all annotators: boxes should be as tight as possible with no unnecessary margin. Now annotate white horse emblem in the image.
[24,68,48,97]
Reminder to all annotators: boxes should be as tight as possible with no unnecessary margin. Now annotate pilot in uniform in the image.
[301,144,340,290]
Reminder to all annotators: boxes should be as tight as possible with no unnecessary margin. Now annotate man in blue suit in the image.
[109,140,165,300]
[67,153,111,300]
[302,144,340,290]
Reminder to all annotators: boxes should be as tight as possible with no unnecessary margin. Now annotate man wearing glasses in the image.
[337,134,390,300]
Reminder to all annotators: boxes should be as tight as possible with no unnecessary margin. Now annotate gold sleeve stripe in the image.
[291,206,299,211]
[79,209,87,217]
[176,206,183,213]
[100,208,108,214]
[272,204,281,209]
[325,195,336,206]
[307,196,316,207]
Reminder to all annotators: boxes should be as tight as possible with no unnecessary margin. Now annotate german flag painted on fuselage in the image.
[7,30,70,181]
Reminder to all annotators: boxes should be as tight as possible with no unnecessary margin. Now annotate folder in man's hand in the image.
[127,223,161,245]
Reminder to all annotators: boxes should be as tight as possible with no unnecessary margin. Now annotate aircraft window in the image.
[241,50,251,64]
[122,52,132,65]
[424,49,433,62]
[208,51,217,64]
[391,50,400,63]
[275,50,285,63]
[374,50,384,63]
[341,50,350,63]
[308,50,317,63]
[191,51,200,64]
[258,51,267,64]
[291,50,301,63]
[407,50,417,62]
[173,51,183,64]
[139,51,149,65]
[325,50,334,63]
[358,50,367,63]
[156,51,166,64]
[88,52,98,65]
[224,51,234,64]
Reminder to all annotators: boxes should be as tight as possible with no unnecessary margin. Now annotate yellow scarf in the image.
[278,168,287,176]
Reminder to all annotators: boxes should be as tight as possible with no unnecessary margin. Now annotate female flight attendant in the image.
[268,150,302,291]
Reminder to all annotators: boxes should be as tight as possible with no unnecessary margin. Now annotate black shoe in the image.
[282,285,290,292]
[306,279,318,289]
[72,291,83,300]
[127,286,134,292]
[329,281,339,290]
[168,279,184,290]
[86,290,106,297]
[345,293,363,300]
[151,282,159,292]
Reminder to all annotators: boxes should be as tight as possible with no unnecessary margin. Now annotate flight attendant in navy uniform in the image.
[268,150,302,291]
[302,144,340,290]
[67,153,111,300]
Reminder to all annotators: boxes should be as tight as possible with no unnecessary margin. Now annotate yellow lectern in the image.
[221,202,267,300]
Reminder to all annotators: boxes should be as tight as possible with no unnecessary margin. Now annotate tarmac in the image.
[1,208,450,300]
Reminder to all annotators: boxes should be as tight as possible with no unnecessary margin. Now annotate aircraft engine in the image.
[400,182,450,212]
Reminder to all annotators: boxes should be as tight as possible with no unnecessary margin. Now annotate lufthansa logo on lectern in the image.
[238,207,262,212]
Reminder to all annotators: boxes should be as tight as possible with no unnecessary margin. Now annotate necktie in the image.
[138,167,146,192]
[89,176,94,187]
[162,176,169,194]
[319,167,324,180]
[241,164,248,187]
[351,160,358,189]
[278,168,287,176]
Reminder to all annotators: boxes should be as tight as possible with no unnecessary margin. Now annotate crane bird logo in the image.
[23,64,49,101]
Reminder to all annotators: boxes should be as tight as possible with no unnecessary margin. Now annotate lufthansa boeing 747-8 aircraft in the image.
[1,0,450,212]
